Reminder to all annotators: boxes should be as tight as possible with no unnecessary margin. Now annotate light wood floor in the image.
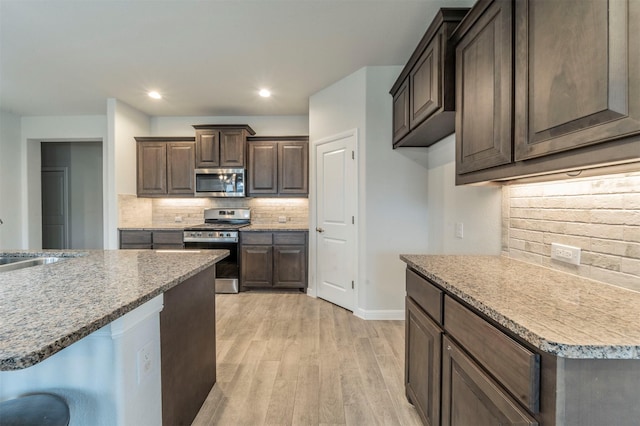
[192,292,421,426]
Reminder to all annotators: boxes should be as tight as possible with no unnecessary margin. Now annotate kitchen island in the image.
[0,249,227,425]
[401,254,640,426]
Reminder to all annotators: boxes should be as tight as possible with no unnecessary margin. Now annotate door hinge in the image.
[352,150,355,160]
[352,216,355,225]
[351,280,354,289]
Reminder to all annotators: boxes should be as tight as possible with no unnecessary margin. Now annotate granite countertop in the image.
[242,224,309,231]
[118,225,187,230]
[0,249,228,370]
[401,255,640,359]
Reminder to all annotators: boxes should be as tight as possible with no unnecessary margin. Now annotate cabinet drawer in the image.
[406,268,443,325]
[242,232,273,245]
[153,231,183,245]
[444,296,540,413]
[274,232,306,245]
[120,230,152,245]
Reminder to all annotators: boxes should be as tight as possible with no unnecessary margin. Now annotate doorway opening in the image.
[41,142,103,249]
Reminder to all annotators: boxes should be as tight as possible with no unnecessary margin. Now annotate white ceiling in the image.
[0,0,472,117]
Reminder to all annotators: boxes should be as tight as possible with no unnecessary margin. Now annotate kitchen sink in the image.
[0,256,63,273]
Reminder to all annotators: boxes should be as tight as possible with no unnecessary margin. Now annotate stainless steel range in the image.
[183,208,250,293]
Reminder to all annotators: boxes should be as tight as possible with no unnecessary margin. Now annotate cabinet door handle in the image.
[315,227,325,233]
[447,345,452,351]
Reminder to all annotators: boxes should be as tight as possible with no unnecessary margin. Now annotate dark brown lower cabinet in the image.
[441,336,537,426]
[160,266,216,426]
[240,231,308,291]
[273,245,306,288]
[406,297,442,426]
[119,229,184,250]
[241,245,273,288]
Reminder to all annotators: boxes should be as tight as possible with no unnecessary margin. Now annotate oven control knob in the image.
[208,232,214,237]
[196,232,202,237]
[225,233,231,237]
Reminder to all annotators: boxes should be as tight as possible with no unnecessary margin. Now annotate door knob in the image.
[316,227,325,233]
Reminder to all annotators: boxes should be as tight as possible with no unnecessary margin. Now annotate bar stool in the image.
[0,393,70,426]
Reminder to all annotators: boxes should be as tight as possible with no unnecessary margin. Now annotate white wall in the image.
[310,66,431,318]
[426,135,502,254]
[22,115,107,249]
[150,115,308,136]
[362,67,431,314]
[0,110,24,249]
[107,99,151,248]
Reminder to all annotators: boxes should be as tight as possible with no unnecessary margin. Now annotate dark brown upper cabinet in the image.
[247,136,309,197]
[455,0,513,175]
[514,0,640,161]
[390,8,469,148]
[193,125,255,168]
[454,0,640,184]
[136,137,196,197]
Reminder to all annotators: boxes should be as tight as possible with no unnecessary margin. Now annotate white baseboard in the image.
[354,308,405,321]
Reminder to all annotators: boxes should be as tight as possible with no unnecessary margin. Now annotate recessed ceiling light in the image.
[148,91,162,99]
[259,89,271,98]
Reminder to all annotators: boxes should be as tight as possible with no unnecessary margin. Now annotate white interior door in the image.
[42,167,69,249]
[315,132,357,311]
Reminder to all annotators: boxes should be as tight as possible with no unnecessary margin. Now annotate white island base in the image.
[0,295,164,426]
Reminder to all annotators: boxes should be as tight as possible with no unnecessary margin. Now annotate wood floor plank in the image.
[194,293,418,426]
[291,364,320,425]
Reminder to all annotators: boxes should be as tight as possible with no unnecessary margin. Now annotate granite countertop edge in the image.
[400,254,640,360]
[0,250,228,371]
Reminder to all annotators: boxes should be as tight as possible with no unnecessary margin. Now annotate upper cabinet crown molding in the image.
[453,0,640,185]
[390,8,470,149]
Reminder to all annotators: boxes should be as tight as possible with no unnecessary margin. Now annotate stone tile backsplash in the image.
[119,195,308,228]
[502,171,640,292]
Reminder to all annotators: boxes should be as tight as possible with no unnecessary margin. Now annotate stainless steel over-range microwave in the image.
[194,168,245,197]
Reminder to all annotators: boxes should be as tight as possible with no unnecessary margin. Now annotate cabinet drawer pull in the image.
[316,227,325,233]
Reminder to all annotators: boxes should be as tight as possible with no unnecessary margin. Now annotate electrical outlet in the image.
[278,216,287,223]
[455,222,464,239]
[551,243,581,265]
[136,341,154,384]
[174,216,183,223]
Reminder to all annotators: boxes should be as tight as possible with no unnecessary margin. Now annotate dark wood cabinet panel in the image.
[193,125,255,169]
[273,245,306,288]
[160,267,216,426]
[455,0,513,174]
[137,143,167,195]
[514,0,640,161]
[445,296,539,413]
[392,79,410,143]
[119,230,152,249]
[219,130,246,167]
[406,268,443,325]
[390,8,469,148]
[167,142,196,195]
[247,137,309,197]
[195,131,220,168]
[119,229,183,249]
[240,245,273,288]
[441,336,537,426]
[409,36,440,129]
[278,141,308,195]
[247,142,278,195]
[136,137,196,197]
[240,231,308,290]
[405,297,442,426]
